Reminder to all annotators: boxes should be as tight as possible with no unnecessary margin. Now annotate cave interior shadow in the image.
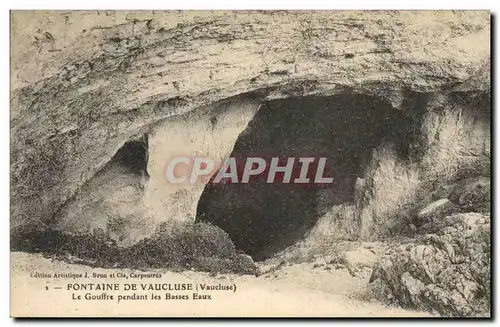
[196,94,414,261]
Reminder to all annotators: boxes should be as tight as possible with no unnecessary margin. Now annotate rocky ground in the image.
[257,174,492,318]
[369,175,491,317]
[11,174,491,318]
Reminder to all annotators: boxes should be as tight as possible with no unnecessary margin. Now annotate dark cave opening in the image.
[11,134,152,251]
[195,94,417,261]
[110,134,150,178]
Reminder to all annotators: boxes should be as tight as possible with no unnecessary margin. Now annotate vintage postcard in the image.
[10,10,491,317]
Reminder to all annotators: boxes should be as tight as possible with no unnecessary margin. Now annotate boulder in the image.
[345,247,378,268]
[449,176,491,213]
[414,198,455,229]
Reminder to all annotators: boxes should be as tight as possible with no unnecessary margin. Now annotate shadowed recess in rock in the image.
[196,94,416,261]
[40,133,153,244]
[112,134,150,178]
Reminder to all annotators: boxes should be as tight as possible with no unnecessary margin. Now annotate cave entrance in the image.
[196,94,414,261]
[111,134,149,178]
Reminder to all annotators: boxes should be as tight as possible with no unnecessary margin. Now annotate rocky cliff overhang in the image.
[10,10,490,230]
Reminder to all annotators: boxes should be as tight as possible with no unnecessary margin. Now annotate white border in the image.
[2,1,498,325]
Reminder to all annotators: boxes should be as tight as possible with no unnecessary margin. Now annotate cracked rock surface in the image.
[370,177,491,317]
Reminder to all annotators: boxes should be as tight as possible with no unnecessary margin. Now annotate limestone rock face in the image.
[370,212,491,317]
[370,174,491,317]
[11,11,490,237]
[143,98,260,226]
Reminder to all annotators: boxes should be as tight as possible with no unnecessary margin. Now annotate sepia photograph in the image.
[9,9,492,318]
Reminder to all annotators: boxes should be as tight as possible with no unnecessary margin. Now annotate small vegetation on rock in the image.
[10,220,257,276]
